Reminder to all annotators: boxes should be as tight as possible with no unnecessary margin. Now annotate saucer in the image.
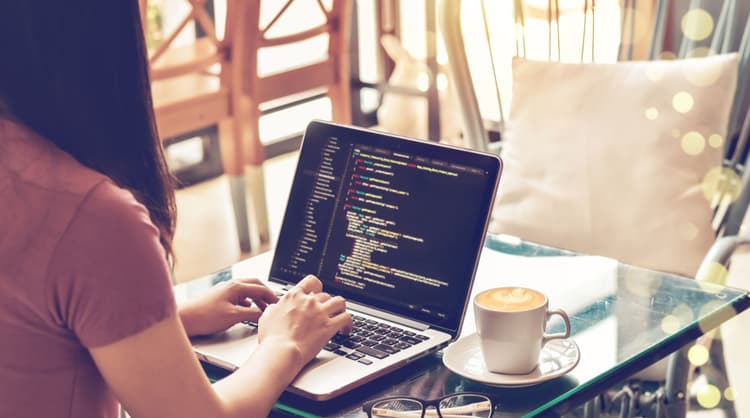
[442,333,580,387]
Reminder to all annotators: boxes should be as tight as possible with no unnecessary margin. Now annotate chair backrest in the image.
[440,0,750,237]
[624,0,750,235]
[240,0,351,105]
[139,0,229,80]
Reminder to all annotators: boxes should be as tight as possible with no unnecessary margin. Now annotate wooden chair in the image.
[237,0,352,241]
[141,0,352,252]
[140,0,254,252]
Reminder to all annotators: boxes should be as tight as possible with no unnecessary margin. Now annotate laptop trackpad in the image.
[192,324,260,369]
[193,324,337,371]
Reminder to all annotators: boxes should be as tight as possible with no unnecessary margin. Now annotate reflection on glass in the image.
[661,315,681,334]
[368,394,492,418]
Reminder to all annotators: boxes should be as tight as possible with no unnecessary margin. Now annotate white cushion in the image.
[490,55,739,277]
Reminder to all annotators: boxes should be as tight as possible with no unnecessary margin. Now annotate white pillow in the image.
[490,54,739,277]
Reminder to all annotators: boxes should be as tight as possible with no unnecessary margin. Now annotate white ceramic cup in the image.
[474,287,571,375]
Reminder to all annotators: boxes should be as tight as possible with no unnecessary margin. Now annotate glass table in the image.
[174,234,750,417]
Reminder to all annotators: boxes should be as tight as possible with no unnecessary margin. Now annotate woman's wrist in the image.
[177,302,200,337]
[257,336,304,371]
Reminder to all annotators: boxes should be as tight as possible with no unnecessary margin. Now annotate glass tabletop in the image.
[176,234,750,417]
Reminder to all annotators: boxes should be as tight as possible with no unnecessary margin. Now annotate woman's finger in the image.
[233,305,263,323]
[329,311,353,335]
[233,277,264,286]
[322,296,347,316]
[254,299,269,311]
[296,275,323,294]
[314,292,332,303]
[232,282,278,304]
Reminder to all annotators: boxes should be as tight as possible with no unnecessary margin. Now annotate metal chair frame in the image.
[438,0,750,416]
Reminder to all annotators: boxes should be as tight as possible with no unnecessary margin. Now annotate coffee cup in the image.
[474,287,571,375]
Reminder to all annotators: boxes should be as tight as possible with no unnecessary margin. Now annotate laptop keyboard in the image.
[241,295,431,365]
[322,315,430,365]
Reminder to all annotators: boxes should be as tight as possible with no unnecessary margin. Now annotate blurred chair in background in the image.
[139,0,254,252]
[141,0,352,252]
[236,0,352,245]
[440,0,750,416]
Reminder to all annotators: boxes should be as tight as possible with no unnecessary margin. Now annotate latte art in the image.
[476,287,546,311]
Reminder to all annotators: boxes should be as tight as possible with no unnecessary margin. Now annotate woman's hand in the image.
[257,275,352,369]
[178,278,279,337]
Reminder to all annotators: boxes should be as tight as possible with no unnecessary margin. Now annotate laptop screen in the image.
[270,121,502,335]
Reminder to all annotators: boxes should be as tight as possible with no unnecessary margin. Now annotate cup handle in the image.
[542,308,571,344]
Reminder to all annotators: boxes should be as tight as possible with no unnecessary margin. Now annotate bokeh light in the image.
[725,387,735,402]
[645,107,659,120]
[624,269,659,298]
[673,303,694,323]
[645,66,665,82]
[660,51,677,60]
[679,222,698,241]
[698,305,737,335]
[684,61,724,87]
[708,134,724,148]
[681,131,705,155]
[437,73,448,91]
[686,47,713,58]
[698,300,724,319]
[661,315,681,334]
[417,72,429,92]
[696,384,722,409]
[681,9,714,41]
[673,91,695,113]
[702,167,742,203]
[696,262,728,290]
[688,344,710,366]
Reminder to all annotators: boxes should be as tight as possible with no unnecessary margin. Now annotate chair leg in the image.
[242,101,269,247]
[228,174,252,252]
[329,82,352,124]
[218,118,251,253]
[665,346,691,418]
[246,164,269,245]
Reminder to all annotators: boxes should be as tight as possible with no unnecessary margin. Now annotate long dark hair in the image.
[0,2,176,265]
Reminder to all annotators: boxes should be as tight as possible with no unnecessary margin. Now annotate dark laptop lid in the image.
[269,121,502,337]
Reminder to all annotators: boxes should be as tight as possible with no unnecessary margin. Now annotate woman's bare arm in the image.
[90,276,350,418]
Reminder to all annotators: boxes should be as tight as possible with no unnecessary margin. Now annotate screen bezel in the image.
[268,120,503,338]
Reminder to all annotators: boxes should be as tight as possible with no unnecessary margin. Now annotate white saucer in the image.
[442,333,580,387]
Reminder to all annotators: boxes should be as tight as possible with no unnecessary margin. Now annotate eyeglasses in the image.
[362,392,494,418]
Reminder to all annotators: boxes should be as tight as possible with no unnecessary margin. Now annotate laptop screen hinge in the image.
[345,301,430,331]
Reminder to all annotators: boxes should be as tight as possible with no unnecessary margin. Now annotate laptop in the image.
[192,120,502,400]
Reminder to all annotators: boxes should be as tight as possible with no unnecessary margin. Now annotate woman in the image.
[0,2,351,418]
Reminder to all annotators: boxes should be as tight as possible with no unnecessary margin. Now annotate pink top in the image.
[0,118,177,418]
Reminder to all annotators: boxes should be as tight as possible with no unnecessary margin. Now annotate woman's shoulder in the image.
[75,179,154,235]
[1,117,157,256]
[0,117,109,197]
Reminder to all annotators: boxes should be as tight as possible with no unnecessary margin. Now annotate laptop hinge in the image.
[346,301,430,331]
